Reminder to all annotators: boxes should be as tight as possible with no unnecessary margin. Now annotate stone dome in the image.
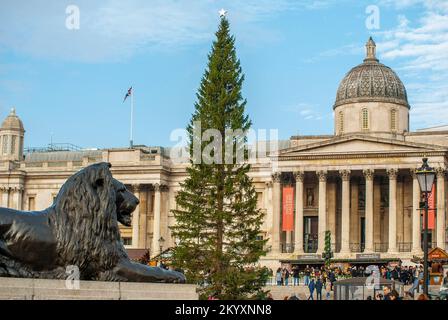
[334,37,409,109]
[1,108,24,131]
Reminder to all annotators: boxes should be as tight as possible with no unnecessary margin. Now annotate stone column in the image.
[363,169,374,253]
[387,168,398,253]
[131,184,141,248]
[411,169,422,253]
[152,183,162,255]
[317,170,327,253]
[264,181,273,250]
[340,170,351,254]
[272,172,281,254]
[1,187,9,207]
[13,187,23,210]
[139,186,148,248]
[436,168,446,249]
[350,178,359,247]
[294,171,304,254]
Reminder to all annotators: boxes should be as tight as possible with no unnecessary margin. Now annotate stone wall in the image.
[0,277,198,300]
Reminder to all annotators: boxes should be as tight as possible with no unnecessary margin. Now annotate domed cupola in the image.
[0,108,25,161]
[333,37,410,139]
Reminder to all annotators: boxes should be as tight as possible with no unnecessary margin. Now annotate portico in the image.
[266,139,447,260]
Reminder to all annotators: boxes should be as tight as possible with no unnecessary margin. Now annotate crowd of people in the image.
[273,264,424,287]
[270,264,448,300]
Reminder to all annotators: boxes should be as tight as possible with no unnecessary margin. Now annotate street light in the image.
[415,157,436,296]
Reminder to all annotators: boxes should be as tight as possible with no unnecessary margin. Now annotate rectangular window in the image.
[362,109,369,130]
[122,237,132,246]
[338,111,344,134]
[28,196,35,211]
[391,109,397,131]
[257,192,263,209]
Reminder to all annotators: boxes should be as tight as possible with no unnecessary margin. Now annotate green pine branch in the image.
[170,17,268,300]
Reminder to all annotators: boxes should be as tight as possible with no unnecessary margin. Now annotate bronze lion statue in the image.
[0,162,185,283]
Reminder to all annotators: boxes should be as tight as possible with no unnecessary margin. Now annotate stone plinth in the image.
[0,277,198,300]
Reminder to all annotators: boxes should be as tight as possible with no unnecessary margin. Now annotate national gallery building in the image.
[0,38,447,269]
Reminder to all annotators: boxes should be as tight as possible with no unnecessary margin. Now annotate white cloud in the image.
[375,1,448,128]
[284,103,324,121]
[0,0,314,63]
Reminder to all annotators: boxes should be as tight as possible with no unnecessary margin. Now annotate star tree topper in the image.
[219,8,227,18]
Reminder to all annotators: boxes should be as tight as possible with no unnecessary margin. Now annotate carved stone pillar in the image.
[139,185,148,248]
[131,184,141,248]
[264,181,273,250]
[340,169,351,254]
[272,172,281,254]
[350,177,359,247]
[410,169,422,253]
[363,169,374,252]
[317,170,327,253]
[152,183,162,255]
[12,186,23,210]
[294,171,304,254]
[387,168,398,253]
[1,187,9,208]
[436,168,446,249]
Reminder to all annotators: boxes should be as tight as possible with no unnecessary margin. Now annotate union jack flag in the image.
[123,86,132,102]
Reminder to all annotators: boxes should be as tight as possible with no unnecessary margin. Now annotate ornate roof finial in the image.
[10,107,16,115]
[364,36,378,62]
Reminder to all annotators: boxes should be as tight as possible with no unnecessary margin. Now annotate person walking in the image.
[308,278,315,300]
[304,265,311,286]
[315,277,323,300]
[408,266,422,297]
[275,268,282,286]
[284,268,290,286]
[292,266,300,286]
[325,279,332,300]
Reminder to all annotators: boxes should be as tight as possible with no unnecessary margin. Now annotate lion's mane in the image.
[48,162,127,279]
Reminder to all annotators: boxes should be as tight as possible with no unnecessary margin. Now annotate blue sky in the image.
[0,0,447,149]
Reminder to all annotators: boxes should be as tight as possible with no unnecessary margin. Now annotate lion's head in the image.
[113,179,139,227]
[49,162,133,276]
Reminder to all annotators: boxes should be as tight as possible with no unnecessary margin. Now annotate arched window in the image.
[391,109,397,131]
[361,108,369,130]
[338,111,344,134]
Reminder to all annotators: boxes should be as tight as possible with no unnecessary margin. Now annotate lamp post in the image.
[415,157,436,296]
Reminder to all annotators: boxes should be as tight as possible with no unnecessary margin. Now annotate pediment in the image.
[278,135,446,158]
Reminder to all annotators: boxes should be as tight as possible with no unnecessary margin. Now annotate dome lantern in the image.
[364,37,378,62]
[0,108,25,161]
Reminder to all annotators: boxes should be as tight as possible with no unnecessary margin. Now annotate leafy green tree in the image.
[170,16,268,299]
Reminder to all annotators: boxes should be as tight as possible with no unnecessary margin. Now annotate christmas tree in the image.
[171,14,268,299]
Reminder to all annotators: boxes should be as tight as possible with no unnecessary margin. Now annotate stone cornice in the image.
[333,96,410,109]
[274,150,447,161]
[276,133,448,158]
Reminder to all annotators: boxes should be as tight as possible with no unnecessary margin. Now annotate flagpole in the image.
[130,87,134,148]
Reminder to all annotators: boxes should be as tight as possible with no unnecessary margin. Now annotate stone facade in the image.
[1,38,447,270]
